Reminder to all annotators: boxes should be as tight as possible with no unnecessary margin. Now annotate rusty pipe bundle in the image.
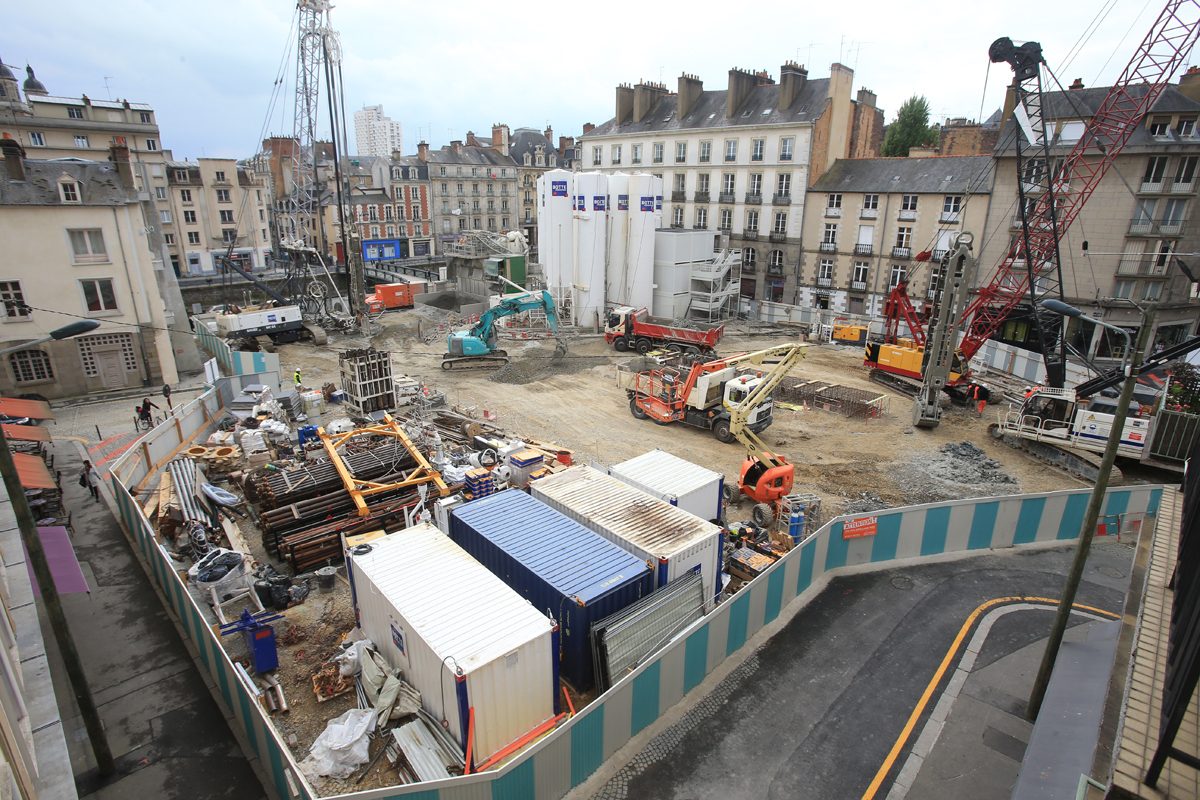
[251,442,414,510]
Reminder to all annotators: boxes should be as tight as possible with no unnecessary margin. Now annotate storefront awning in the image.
[3,425,50,442]
[0,398,54,421]
[25,527,88,595]
[13,453,56,489]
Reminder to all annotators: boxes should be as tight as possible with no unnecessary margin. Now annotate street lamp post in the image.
[1026,299,1155,719]
[0,319,113,777]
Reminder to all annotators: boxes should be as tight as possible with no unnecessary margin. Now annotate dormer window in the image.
[1150,117,1171,137]
[59,180,80,203]
[536,154,545,167]
[524,153,532,166]
[550,156,556,166]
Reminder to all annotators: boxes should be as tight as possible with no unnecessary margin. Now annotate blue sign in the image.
[618,194,629,210]
[267,314,277,323]
[576,195,585,210]
[551,181,567,197]
[392,624,406,657]
[640,196,654,211]
[655,195,663,210]
[594,196,606,211]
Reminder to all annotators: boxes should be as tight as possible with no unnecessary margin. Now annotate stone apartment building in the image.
[509,126,561,257]
[0,140,179,397]
[322,157,433,263]
[801,155,992,316]
[976,77,1200,358]
[419,141,519,254]
[162,159,270,276]
[580,62,883,302]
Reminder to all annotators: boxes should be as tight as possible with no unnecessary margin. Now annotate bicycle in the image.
[134,410,161,432]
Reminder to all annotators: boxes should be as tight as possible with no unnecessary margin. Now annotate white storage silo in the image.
[574,171,608,327]
[625,173,658,312]
[606,172,629,307]
[537,169,574,300]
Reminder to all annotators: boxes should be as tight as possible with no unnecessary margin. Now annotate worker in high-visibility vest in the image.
[293,369,302,389]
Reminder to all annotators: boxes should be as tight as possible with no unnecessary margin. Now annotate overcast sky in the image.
[4,0,1187,161]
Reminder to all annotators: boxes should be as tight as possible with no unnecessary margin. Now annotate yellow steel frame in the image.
[318,414,448,516]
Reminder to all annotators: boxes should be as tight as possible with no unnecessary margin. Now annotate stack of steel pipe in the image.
[167,458,214,526]
[250,442,412,510]
[277,491,422,572]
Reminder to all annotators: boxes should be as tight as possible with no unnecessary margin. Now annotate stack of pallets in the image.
[464,468,495,501]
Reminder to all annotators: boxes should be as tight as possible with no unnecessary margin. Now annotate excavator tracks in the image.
[988,423,1123,485]
[441,350,510,371]
[869,369,922,397]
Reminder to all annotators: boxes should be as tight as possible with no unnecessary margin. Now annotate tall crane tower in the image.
[283,0,332,251]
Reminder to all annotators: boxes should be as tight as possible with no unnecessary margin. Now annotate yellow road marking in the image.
[860,595,1119,800]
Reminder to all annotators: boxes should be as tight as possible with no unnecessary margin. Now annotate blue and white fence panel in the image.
[195,324,282,381]
[105,395,1166,800]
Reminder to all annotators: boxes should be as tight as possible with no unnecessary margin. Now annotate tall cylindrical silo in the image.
[606,172,629,307]
[573,171,608,327]
[537,169,573,300]
[625,173,657,312]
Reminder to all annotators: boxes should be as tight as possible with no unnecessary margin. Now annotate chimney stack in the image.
[856,87,877,108]
[1179,66,1200,103]
[466,131,480,147]
[582,123,596,135]
[108,138,134,191]
[779,62,808,110]
[451,140,463,154]
[633,81,668,124]
[543,124,553,143]
[727,68,759,118]
[492,124,510,155]
[1,134,26,182]
[417,140,429,160]
[616,83,634,123]
[677,73,704,119]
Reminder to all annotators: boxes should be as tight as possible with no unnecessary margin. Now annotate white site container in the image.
[609,448,725,523]
[346,523,556,762]
[530,466,723,603]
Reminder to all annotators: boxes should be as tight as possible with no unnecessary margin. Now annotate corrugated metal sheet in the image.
[530,466,722,602]
[449,490,652,691]
[13,453,55,489]
[349,523,555,762]
[610,448,723,521]
[392,719,457,783]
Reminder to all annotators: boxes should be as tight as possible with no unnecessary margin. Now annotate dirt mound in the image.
[840,491,892,514]
[488,344,593,385]
[897,440,1019,505]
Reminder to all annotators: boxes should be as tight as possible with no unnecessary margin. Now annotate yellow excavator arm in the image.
[725,343,806,468]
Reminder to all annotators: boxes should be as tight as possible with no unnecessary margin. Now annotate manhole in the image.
[1096,566,1125,579]
[891,576,914,591]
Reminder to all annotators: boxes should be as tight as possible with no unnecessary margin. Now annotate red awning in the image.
[3,425,50,442]
[0,398,54,421]
[13,453,55,489]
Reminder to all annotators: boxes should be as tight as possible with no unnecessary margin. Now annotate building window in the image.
[725,139,738,162]
[77,333,137,377]
[780,137,794,161]
[632,144,642,164]
[746,210,759,231]
[10,349,53,383]
[80,278,119,314]
[751,139,765,162]
[653,143,664,164]
[0,282,29,320]
[722,173,736,194]
[612,145,622,165]
[154,186,167,200]
[384,205,394,221]
[818,258,833,279]
[771,250,786,269]
[502,217,509,229]
[368,206,379,221]
[1180,118,1197,137]
[890,264,907,287]
[214,171,227,182]
[68,229,107,264]
[863,194,879,210]
[676,142,687,163]
[175,169,188,182]
[139,112,152,123]
[159,210,171,224]
[827,193,842,210]
[1150,118,1170,137]
[60,182,79,203]
[774,212,790,234]
[673,207,684,227]
[744,247,757,270]
[183,210,196,224]
[700,141,712,163]
[369,225,379,238]
[593,146,602,166]
[853,262,869,283]
[675,173,686,192]
[219,210,234,223]
[1162,198,1186,227]
[896,226,913,248]
[163,233,175,245]
[695,208,708,228]
[749,174,762,195]
[67,107,84,120]
[222,230,237,244]
[1113,280,1134,299]
[216,189,231,202]
[698,173,710,193]
[187,231,200,245]
[1142,281,1163,301]
[74,135,89,148]
[180,189,192,202]
[258,209,264,221]
[901,195,918,212]
[822,222,837,242]
[720,208,732,230]
[777,173,791,195]
[146,139,158,151]
[28,132,44,147]
[942,195,962,220]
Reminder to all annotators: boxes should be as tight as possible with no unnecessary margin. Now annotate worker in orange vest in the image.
[971,384,990,416]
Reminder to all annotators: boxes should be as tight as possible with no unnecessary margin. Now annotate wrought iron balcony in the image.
[694,192,710,204]
[771,231,789,243]
[745,193,762,204]
[671,191,687,202]
[740,230,759,240]
[772,192,792,206]
[719,192,737,204]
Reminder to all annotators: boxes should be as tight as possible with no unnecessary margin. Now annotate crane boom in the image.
[727,344,807,469]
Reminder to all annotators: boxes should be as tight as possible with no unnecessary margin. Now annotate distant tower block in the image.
[339,347,397,416]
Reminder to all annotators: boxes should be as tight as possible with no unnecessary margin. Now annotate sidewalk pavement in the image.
[44,440,268,800]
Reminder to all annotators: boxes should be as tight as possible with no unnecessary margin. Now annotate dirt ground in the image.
[276,310,1092,518]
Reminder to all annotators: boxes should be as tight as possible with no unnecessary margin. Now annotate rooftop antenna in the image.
[839,34,847,64]
[804,42,826,68]
[102,77,114,101]
[847,42,876,71]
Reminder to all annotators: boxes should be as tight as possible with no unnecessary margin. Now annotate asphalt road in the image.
[602,544,1133,800]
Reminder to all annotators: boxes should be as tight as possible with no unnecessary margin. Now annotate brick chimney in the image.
[417,140,429,160]
[779,62,808,110]
[108,139,134,191]
[559,135,573,153]
[677,73,704,119]
[1070,78,1085,90]
[633,81,668,124]
[616,83,634,123]
[492,124,511,155]
[856,87,877,108]
[1,134,26,181]
[1179,66,1200,103]
[582,123,595,135]
[466,131,480,147]
[450,140,463,154]
[727,68,759,118]
[543,124,552,143]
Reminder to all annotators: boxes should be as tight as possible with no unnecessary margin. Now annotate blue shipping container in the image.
[449,489,653,691]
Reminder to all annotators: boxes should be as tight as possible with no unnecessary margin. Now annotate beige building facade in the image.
[162,159,270,277]
[802,155,992,317]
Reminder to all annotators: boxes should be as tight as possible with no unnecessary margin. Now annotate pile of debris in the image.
[488,343,592,385]
[901,441,1019,505]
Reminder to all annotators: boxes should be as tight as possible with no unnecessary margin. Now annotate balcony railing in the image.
[524,198,533,205]
[670,222,684,229]
[1116,256,1170,276]
[927,286,941,299]
[850,280,868,292]
[1140,181,1166,194]
[825,207,842,218]
[780,152,793,162]
[718,224,732,232]
[487,190,495,196]
[1172,180,1195,194]
[676,156,687,164]
[939,212,960,224]
[931,249,948,262]
[771,231,789,243]
[772,192,792,205]
[740,230,759,240]
[818,241,837,252]
[719,192,737,204]
[860,208,878,219]
[671,191,687,202]
[854,243,873,255]
[1130,220,1184,235]
[745,193,762,205]
[694,192,710,204]
[898,209,916,221]
[816,276,833,288]
[694,223,709,230]
[653,156,664,164]
[767,267,784,277]
[892,246,911,259]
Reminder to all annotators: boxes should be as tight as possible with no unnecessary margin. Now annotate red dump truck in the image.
[365,283,420,313]
[605,306,723,354]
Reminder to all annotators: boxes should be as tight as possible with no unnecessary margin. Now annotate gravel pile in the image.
[840,491,891,514]
[899,440,1019,505]
[488,344,593,385]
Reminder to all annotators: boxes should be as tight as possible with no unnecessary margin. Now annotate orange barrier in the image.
[473,712,568,773]
[562,687,575,717]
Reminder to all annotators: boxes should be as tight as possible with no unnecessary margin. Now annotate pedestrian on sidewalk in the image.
[80,460,100,501]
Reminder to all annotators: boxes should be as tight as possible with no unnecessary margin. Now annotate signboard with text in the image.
[843,516,878,539]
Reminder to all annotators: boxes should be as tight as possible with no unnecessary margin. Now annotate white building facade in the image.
[354,105,403,158]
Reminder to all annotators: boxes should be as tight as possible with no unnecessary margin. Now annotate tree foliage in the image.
[882,95,938,157]
[1166,361,1200,414]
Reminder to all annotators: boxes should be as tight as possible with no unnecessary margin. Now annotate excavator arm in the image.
[727,343,806,468]
[467,290,558,343]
